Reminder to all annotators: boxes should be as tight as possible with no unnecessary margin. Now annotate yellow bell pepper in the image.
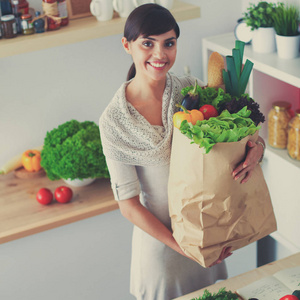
[22,150,42,172]
[173,104,204,129]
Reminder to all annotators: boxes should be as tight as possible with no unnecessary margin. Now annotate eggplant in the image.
[180,81,200,111]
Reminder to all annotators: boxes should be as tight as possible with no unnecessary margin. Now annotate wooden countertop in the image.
[0,172,118,245]
[174,252,300,300]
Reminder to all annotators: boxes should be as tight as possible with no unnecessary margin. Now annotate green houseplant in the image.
[41,119,109,186]
[273,2,300,59]
[243,1,277,53]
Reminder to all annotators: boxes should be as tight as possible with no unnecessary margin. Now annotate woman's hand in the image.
[232,137,265,184]
[209,247,233,267]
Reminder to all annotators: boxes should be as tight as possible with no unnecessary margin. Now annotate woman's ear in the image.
[122,37,131,54]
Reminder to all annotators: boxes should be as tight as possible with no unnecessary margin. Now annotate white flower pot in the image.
[252,27,276,53]
[275,34,300,59]
[63,178,96,187]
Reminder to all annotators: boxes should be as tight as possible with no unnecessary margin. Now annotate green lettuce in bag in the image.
[179,106,260,154]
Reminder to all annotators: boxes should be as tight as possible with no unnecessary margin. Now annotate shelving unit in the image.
[0,0,200,58]
[202,32,300,170]
[202,32,300,255]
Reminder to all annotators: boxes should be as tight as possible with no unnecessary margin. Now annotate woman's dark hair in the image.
[124,4,180,81]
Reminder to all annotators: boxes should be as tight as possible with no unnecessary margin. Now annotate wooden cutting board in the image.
[14,167,46,179]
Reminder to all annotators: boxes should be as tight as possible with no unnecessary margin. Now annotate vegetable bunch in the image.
[191,288,238,300]
[41,120,109,181]
[180,107,260,154]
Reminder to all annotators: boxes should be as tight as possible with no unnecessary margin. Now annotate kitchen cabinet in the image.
[0,0,200,58]
[202,33,300,258]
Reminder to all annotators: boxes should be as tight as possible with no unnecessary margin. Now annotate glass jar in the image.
[287,109,300,160]
[1,15,17,39]
[42,0,60,31]
[21,14,34,35]
[268,101,292,149]
[57,0,69,26]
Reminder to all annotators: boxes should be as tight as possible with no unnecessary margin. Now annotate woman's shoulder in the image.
[99,81,128,127]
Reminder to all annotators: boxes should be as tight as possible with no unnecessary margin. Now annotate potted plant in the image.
[273,2,300,59]
[243,1,277,53]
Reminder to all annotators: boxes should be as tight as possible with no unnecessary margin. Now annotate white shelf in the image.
[202,32,300,88]
[0,1,200,58]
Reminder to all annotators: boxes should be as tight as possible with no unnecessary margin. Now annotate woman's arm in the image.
[118,195,186,256]
[232,135,265,184]
[118,195,232,266]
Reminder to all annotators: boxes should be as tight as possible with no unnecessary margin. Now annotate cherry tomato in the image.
[279,295,299,300]
[36,188,53,205]
[54,186,73,203]
[199,104,218,120]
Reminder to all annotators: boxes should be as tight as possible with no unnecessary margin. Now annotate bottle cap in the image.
[272,101,291,111]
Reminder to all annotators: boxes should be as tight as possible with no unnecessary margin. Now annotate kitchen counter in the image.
[174,252,300,300]
[0,172,117,245]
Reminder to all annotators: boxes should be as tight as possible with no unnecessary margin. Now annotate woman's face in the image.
[122,29,177,82]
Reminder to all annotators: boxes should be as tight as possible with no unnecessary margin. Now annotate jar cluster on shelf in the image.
[0,0,69,39]
[268,101,300,161]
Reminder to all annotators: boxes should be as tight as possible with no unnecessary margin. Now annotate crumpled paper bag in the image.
[168,128,277,268]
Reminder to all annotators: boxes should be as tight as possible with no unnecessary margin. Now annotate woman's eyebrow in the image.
[140,36,177,41]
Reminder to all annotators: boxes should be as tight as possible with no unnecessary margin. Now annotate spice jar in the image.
[1,15,17,39]
[287,109,300,160]
[42,0,61,31]
[268,101,292,149]
[21,14,34,35]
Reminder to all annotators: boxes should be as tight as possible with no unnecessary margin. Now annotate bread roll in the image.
[207,52,225,88]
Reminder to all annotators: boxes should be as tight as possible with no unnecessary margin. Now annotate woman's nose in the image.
[153,45,166,59]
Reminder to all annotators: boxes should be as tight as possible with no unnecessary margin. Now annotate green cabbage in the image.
[41,120,109,181]
[180,107,260,154]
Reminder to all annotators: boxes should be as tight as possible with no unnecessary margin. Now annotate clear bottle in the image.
[268,101,292,149]
[57,0,69,26]
[20,13,34,35]
[287,109,300,160]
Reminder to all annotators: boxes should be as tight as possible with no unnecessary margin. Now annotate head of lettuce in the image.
[41,120,109,181]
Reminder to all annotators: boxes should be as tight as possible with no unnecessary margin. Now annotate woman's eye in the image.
[165,41,175,47]
[143,41,153,47]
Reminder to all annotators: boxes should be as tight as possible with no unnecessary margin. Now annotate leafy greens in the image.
[191,288,239,300]
[181,85,231,110]
[41,120,109,181]
[180,107,260,154]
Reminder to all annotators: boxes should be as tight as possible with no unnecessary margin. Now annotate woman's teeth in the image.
[150,62,166,68]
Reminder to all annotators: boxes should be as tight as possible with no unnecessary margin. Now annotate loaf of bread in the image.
[207,52,225,89]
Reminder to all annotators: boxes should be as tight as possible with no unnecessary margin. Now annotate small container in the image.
[287,109,300,160]
[21,14,34,35]
[33,11,45,33]
[1,15,17,39]
[57,0,69,26]
[268,101,292,149]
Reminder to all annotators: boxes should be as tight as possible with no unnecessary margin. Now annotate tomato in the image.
[279,295,299,300]
[199,104,218,120]
[54,186,73,203]
[36,188,53,205]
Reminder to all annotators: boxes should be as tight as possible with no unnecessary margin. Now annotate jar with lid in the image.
[1,15,17,38]
[21,14,34,35]
[268,101,292,149]
[57,0,69,26]
[287,109,300,160]
[42,0,61,31]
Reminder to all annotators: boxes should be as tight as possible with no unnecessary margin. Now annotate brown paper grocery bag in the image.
[168,128,277,268]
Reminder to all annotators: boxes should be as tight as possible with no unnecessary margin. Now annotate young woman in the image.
[99,4,265,300]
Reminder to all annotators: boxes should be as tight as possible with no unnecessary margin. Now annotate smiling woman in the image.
[98,4,228,300]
